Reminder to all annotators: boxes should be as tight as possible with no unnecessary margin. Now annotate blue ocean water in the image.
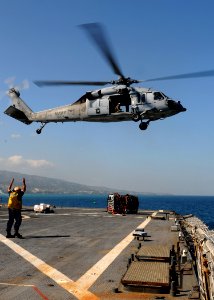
[1,194,214,229]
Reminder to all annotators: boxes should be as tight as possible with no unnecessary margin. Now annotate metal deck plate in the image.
[122,261,169,287]
[136,245,170,261]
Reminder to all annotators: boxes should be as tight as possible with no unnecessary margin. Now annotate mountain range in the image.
[0,170,149,195]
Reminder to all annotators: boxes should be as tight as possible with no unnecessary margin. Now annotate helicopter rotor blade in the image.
[141,69,214,82]
[34,80,110,87]
[79,23,125,79]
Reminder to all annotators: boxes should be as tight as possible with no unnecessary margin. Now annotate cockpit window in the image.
[161,92,168,98]
[153,92,164,100]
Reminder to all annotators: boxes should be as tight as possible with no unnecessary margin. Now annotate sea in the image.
[1,194,214,229]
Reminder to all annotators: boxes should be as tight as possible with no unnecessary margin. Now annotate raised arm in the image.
[22,178,26,192]
[8,178,14,192]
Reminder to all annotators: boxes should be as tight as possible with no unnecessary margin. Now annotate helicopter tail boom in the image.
[4,88,33,124]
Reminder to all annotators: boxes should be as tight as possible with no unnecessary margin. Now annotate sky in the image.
[0,0,214,195]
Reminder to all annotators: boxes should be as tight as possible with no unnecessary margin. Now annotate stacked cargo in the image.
[107,193,139,214]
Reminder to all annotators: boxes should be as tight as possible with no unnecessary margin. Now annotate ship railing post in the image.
[170,281,176,296]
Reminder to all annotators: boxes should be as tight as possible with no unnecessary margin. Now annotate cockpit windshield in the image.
[161,92,168,98]
[153,92,165,100]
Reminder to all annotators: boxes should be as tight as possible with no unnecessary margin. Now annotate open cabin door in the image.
[86,97,109,116]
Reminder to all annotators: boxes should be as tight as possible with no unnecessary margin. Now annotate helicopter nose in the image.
[167,100,186,112]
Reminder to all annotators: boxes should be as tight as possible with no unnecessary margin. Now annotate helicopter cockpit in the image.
[153,92,167,100]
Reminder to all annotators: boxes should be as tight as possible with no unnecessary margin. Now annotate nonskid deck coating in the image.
[122,261,170,286]
[0,207,197,299]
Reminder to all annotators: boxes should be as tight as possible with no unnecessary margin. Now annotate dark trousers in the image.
[6,208,22,234]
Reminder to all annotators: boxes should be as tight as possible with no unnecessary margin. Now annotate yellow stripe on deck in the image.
[0,212,156,299]
[0,234,99,300]
[76,212,157,290]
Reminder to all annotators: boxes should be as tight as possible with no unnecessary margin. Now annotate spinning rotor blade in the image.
[141,69,214,82]
[34,80,110,87]
[79,23,125,79]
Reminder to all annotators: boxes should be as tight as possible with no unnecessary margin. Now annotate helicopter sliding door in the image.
[86,97,109,116]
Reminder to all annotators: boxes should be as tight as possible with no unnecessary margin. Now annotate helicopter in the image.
[4,23,214,134]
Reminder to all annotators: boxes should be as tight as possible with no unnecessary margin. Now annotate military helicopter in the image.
[4,23,214,134]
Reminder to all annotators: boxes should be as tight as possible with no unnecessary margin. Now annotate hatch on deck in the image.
[136,245,170,262]
[122,261,170,290]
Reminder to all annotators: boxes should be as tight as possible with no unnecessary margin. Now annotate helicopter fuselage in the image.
[31,85,186,123]
[5,86,186,133]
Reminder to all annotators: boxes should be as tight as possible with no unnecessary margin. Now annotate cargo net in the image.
[107,193,139,215]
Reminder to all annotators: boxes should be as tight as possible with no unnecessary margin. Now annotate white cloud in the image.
[1,77,30,102]
[1,155,54,169]
[19,79,30,90]
[8,155,23,165]
[26,159,53,168]
[11,134,21,139]
[4,77,30,90]
[4,76,16,88]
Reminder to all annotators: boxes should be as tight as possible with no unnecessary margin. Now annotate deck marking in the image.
[0,283,49,300]
[0,234,99,300]
[33,286,50,300]
[0,211,157,298]
[76,212,157,290]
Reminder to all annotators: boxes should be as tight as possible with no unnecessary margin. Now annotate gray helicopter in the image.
[4,23,214,134]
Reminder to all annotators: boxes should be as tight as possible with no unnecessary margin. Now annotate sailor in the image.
[6,178,26,238]
[115,102,121,112]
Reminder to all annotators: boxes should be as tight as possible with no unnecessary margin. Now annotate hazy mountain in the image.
[0,170,149,195]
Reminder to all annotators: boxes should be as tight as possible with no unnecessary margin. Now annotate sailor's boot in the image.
[6,231,14,238]
[14,232,24,239]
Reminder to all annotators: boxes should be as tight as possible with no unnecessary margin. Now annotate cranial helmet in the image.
[14,186,21,191]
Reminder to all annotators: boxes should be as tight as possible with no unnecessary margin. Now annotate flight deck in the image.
[0,207,198,299]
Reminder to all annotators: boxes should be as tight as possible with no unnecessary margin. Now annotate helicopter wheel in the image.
[139,122,148,130]
[36,122,47,134]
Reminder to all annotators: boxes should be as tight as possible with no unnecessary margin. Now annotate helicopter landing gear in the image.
[132,113,141,122]
[36,122,47,134]
[131,106,141,122]
[139,121,150,131]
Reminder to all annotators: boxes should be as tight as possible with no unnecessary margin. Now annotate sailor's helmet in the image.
[14,186,21,191]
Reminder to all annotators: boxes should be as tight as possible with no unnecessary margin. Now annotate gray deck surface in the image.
[0,207,198,299]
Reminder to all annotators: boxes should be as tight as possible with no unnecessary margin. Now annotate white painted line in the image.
[0,234,99,300]
[22,215,30,220]
[76,212,157,290]
[0,214,30,221]
[0,282,49,300]
[35,213,71,216]
[0,282,34,287]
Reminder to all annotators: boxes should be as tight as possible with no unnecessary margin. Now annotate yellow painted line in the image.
[76,211,157,290]
[0,234,99,300]
[0,211,157,299]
